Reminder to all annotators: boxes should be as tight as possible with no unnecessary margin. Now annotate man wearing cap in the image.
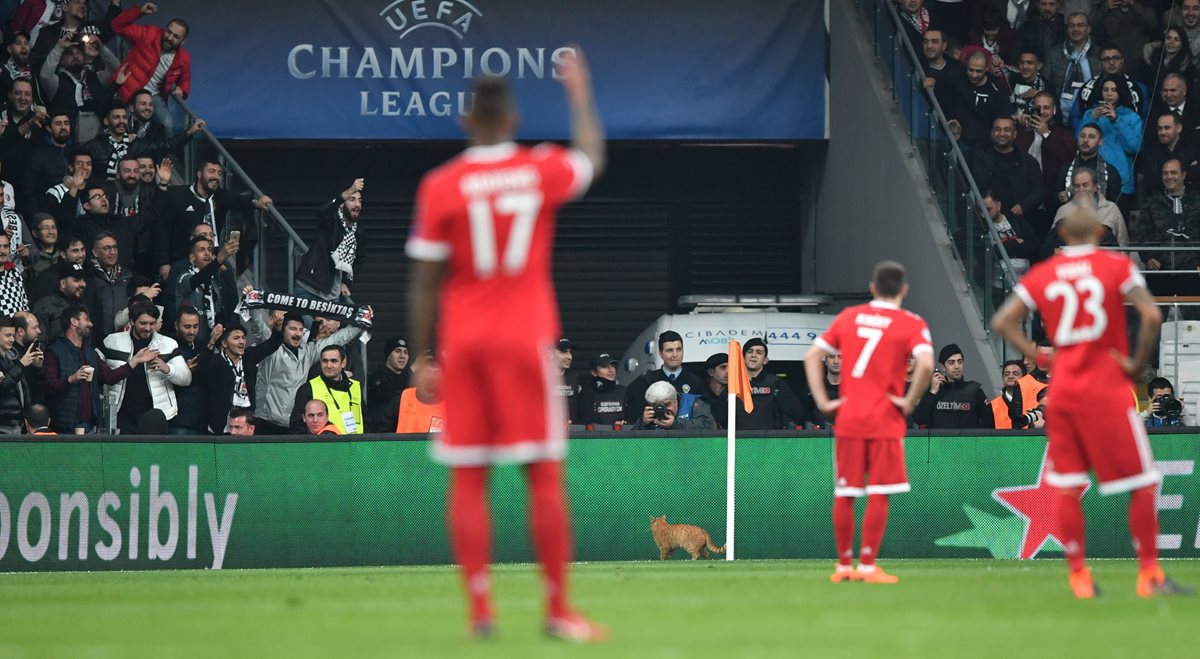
[624,330,704,417]
[913,343,994,428]
[736,338,808,430]
[699,352,728,428]
[366,336,410,432]
[553,337,582,423]
[576,351,626,427]
[32,260,86,343]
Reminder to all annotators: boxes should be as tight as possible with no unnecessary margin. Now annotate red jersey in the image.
[1014,244,1145,409]
[815,301,933,439]
[406,142,593,348]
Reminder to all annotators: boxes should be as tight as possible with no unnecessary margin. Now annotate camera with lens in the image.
[652,403,669,421]
[1020,405,1045,429]
[1154,394,1183,417]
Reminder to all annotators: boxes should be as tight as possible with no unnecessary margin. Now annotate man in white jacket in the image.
[102,300,191,433]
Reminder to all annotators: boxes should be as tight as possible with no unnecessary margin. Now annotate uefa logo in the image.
[379,0,484,40]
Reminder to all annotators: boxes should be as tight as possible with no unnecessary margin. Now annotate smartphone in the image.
[228,230,241,242]
[29,340,40,352]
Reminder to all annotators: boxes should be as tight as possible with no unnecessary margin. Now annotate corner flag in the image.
[725,340,755,561]
[727,340,754,414]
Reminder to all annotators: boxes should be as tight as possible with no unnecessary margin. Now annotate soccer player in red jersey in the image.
[804,261,934,584]
[992,205,1192,598]
[405,51,607,640]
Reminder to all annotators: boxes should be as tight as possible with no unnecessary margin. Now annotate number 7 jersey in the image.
[406,142,594,345]
[1014,244,1145,406]
[815,301,933,440]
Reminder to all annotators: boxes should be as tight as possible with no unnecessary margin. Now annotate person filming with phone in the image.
[913,344,995,429]
[1071,74,1141,210]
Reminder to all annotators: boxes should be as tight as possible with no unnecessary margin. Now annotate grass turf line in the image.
[0,559,1195,659]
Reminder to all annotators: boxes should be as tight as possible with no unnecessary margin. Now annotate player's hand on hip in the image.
[818,398,844,416]
[888,394,915,417]
[1111,348,1140,378]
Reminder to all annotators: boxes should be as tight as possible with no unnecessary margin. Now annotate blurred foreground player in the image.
[804,262,934,584]
[406,52,606,640]
[992,205,1193,599]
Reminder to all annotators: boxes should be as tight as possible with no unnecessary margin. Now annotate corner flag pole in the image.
[726,341,755,562]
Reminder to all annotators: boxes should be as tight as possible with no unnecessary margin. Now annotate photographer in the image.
[1013,386,1048,430]
[1141,377,1189,427]
[637,380,715,431]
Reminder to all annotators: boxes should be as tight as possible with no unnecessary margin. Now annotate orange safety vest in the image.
[395,387,447,434]
[315,423,343,436]
[1016,374,1048,414]
[991,396,1012,429]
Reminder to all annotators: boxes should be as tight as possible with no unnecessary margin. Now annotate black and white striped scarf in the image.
[102,130,131,180]
[330,208,358,280]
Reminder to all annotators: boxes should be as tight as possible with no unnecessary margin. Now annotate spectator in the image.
[913,344,995,428]
[388,353,446,434]
[1141,377,1189,427]
[249,311,362,435]
[575,351,627,427]
[23,213,59,300]
[166,306,204,435]
[624,331,704,416]
[21,109,72,217]
[23,402,53,434]
[203,322,277,435]
[0,32,36,104]
[40,146,91,215]
[0,232,29,316]
[1008,338,1051,420]
[1055,123,1122,206]
[698,351,728,429]
[103,154,158,275]
[366,335,409,432]
[1168,0,1200,60]
[12,310,44,405]
[921,29,965,127]
[1008,49,1047,115]
[551,337,582,423]
[1068,44,1148,129]
[636,380,715,431]
[0,80,47,202]
[84,104,141,182]
[100,300,188,433]
[227,406,255,436]
[958,51,1014,148]
[1143,27,1197,105]
[1017,0,1065,60]
[32,259,86,340]
[27,0,97,73]
[154,156,271,278]
[82,231,128,337]
[1014,91,1076,232]
[735,338,807,430]
[1045,167,1127,256]
[983,189,1039,281]
[968,9,1018,66]
[971,116,1044,221]
[38,35,120,144]
[294,177,365,306]
[897,0,930,49]
[159,221,211,322]
[0,315,40,432]
[288,343,363,434]
[1072,76,1141,201]
[63,184,139,270]
[1140,113,1200,197]
[1092,2,1156,79]
[1044,12,1100,121]
[1135,159,1200,277]
[135,154,157,185]
[172,234,237,346]
[61,234,86,266]
[803,352,841,428]
[991,359,1028,429]
[302,399,341,436]
[1148,73,1200,148]
[126,89,203,159]
[43,303,153,432]
[111,2,191,135]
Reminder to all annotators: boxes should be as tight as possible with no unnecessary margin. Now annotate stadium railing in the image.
[855,0,1021,362]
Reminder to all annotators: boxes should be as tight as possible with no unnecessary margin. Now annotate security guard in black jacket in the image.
[576,352,626,427]
[912,343,994,429]
[700,352,729,428]
[736,338,808,430]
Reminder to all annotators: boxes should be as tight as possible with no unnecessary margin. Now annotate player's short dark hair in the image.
[1002,359,1027,376]
[228,406,255,426]
[1147,377,1174,396]
[872,261,906,298]
[471,76,515,124]
[657,331,683,351]
[25,403,50,428]
[321,343,347,360]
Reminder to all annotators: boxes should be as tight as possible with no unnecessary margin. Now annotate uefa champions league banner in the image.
[180,0,827,140]
[0,433,1197,571]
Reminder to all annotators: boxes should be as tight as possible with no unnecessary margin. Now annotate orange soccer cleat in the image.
[854,565,900,584]
[545,613,608,643]
[1137,566,1195,598]
[1068,568,1099,599]
[830,564,855,583]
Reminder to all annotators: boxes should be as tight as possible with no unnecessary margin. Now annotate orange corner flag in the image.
[727,340,754,414]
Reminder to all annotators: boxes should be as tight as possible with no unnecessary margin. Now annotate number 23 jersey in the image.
[1014,244,1144,408]
[815,301,933,440]
[406,142,593,346]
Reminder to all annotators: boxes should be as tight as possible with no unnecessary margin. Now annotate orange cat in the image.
[650,515,726,560]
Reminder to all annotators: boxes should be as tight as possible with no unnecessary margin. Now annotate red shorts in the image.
[1044,404,1162,495]
[833,437,910,498]
[431,338,566,466]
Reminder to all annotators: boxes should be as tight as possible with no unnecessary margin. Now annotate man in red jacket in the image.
[112,2,191,136]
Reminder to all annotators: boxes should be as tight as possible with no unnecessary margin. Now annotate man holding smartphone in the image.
[0,315,42,433]
[1015,91,1075,235]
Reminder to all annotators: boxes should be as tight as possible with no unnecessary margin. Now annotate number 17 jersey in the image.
[815,301,933,440]
[1014,244,1144,407]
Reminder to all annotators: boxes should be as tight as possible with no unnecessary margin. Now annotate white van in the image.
[618,295,835,387]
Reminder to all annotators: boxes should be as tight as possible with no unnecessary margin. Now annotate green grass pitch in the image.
[0,560,1196,658]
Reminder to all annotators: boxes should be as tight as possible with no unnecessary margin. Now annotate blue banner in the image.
[178,0,826,140]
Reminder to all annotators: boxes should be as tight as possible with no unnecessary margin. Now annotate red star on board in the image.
[992,447,1090,559]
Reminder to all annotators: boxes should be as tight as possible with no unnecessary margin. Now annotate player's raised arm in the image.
[1120,283,1163,378]
[991,295,1037,364]
[557,47,606,178]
